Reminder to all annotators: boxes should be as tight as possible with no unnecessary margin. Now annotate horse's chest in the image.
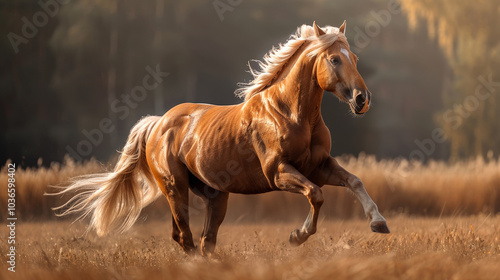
[278,123,330,175]
[279,126,312,162]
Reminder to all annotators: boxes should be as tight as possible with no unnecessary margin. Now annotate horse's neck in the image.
[267,53,324,124]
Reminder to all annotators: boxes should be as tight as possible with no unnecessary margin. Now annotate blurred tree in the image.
[400,0,500,159]
[0,0,62,166]
[1,0,451,166]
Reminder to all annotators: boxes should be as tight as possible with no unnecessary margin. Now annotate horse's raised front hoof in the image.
[289,229,307,246]
[370,220,390,234]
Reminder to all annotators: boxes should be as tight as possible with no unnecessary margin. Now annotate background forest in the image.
[1,0,499,167]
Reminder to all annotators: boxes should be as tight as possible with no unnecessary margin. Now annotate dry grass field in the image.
[1,216,500,280]
[1,154,500,279]
[1,154,500,221]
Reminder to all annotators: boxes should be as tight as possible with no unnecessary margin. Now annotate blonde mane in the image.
[235,23,348,101]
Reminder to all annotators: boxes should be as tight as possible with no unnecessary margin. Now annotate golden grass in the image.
[1,154,499,222]
[1,216,499,279]
[0,156,106,220]
[1,155,499,279]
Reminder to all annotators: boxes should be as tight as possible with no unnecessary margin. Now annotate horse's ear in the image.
[339,20,346,34]
[313,21,326,37]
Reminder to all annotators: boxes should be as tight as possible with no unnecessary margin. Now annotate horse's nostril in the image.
[355,93,366,105]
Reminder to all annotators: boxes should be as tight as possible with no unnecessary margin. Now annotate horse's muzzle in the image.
[351,90,370,115]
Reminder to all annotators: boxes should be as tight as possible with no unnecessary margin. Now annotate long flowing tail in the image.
[52,116,162,236]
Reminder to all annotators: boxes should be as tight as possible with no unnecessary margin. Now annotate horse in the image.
[54,21,389,256]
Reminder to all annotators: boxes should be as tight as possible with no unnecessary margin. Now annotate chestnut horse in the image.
[54,21,389,256]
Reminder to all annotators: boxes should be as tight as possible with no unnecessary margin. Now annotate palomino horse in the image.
[55,21,389,256]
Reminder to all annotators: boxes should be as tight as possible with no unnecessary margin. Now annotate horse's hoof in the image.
[289,229,304,246]
[370,220,390,234]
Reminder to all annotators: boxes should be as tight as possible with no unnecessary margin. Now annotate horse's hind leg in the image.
[152,165,196,253]
[197,187,229,256]
[165,179,197,253]
[171,215,181,243]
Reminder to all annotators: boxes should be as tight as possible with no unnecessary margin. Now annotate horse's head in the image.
[313,21,371,115]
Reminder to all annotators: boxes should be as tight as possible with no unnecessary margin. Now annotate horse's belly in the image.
[223,167,273,194]
[193,157,273,194]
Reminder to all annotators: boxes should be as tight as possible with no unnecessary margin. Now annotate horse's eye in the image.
[331,58,340,65]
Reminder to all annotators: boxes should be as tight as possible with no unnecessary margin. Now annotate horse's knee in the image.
[315,193,324,207]
[348,176,364,190]
[309,187,324,207]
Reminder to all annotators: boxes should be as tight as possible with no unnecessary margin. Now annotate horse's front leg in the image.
[274,163,324,246]
[319,157,390,233]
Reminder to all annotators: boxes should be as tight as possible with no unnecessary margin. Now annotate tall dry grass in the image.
[0,156,106,220]
[1,154,499,222]
[339,153,500,216]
